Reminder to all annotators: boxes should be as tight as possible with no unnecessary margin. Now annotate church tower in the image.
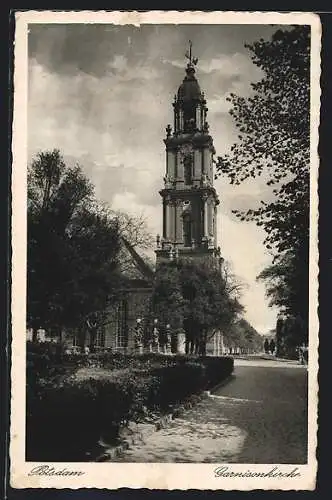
[156,42,222,267]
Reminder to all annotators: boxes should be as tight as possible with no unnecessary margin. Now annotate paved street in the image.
[112,357,308,463]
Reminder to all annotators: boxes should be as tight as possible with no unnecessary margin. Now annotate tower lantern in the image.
[156,42,222,266]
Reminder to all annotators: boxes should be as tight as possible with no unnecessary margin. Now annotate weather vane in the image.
[185,40,198,67]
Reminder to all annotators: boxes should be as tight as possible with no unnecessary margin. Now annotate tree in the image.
[275,314,307,358]
[152,262,185,328]
[152,259,243,355]
[27,150,121,342]
[224,318,263,354]
[256,250,308,329]
[114,211,153,250]
[216,26,310,342]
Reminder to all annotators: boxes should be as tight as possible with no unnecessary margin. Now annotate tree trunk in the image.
[78,327,86,352]
[199,330,207,356]
[54,324,62,343]
[32,327,38,343]
[89,330,97,353]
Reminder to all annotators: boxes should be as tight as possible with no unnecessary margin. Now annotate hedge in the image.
[26,348,234,461]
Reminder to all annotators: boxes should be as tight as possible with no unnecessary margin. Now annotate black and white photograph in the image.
[10,10,320,491]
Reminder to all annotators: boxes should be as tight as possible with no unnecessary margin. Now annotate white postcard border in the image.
[10,10,321,491]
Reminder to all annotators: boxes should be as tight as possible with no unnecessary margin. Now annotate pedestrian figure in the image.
[264,338,269,354]
[269,338,276,355]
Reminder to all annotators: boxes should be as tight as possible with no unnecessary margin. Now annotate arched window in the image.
[184,156,192,185]
[183,214,192,247]
[183,105,196,132]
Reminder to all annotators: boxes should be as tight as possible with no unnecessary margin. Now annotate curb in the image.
[206,373,235,396]
[94,395,203,462]
[259,354,301,364]
[93,371,235,462]
[237,355,305,365]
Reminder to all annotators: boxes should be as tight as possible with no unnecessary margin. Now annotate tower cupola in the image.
[172,41,208,135]
[177,65,202,102]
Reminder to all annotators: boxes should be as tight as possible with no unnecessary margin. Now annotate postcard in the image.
[10,10,320,491]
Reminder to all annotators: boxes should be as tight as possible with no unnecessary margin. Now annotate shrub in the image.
[200,356,234,389]
[26,346,234,461]
[150,362,205,410]
[27,370,141,461]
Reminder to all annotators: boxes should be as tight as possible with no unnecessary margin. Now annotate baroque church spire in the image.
[156,42,222,267]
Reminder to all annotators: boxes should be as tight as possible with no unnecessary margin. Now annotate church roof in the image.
[118,236,155,283]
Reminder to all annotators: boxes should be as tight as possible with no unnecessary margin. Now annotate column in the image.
[214,205,218,245]
[208,150,212,180]
[201,106,205,131]
[208,200,214,237]
[220,333,224,356]
[166,149,169,176]
[177,150,183,184]
[194,150,200,179]
[174,200,177,243]
[203,195,208,238]
[169,201,175,242]
[177,331,186,354]
[166,197,172,240]
[196,104,201,129]
[176,200,182,243]
[162,201,166,238]
[167,150,176,179]
[203,148,210,177]
[202,146,205,174]
[179,110,184,131]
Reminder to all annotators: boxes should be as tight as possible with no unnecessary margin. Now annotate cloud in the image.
[162,58,184,69]
[163,52,256,75]
[112,191,161,237]
[107,54,160,82]
[199,53,260,78]
[109,54,128,72]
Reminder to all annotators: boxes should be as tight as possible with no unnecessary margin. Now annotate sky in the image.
[28,22,283,335]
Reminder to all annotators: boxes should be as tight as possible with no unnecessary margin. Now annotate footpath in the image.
[109,357,308,464]
[111,395,247,463]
